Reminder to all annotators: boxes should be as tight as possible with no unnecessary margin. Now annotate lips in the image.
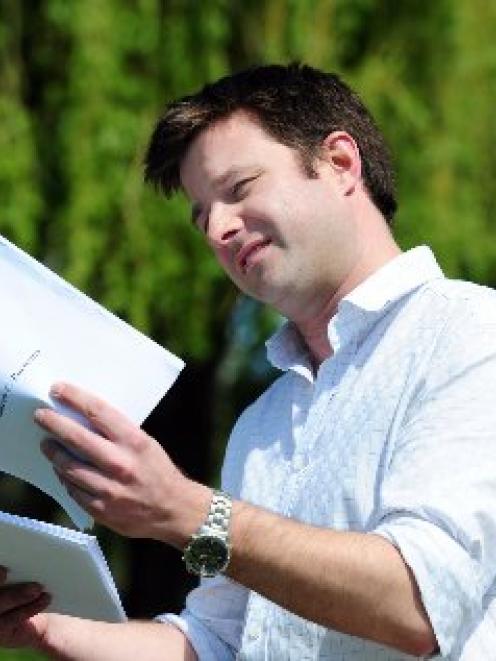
[236,239,272,273]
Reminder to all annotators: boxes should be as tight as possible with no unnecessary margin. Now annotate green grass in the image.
[0,651,46,660]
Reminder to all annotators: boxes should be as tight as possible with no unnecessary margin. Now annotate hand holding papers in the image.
[34,380,196,541]
[0,234,186,623]
[0,234,183,529]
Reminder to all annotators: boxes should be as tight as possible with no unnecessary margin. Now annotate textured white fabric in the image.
[158,246,496,659]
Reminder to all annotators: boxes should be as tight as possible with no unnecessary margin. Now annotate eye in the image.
[230,176,257,200]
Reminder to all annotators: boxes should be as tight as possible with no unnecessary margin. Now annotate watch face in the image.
[184,535,229,577]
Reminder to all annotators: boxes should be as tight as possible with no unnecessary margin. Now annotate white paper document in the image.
[0,234,184,529]
[0,510,126,622]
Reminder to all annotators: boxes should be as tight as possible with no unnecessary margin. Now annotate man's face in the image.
[179,111,358,321]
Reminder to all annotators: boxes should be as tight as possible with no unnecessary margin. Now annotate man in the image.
[1,63,495,659]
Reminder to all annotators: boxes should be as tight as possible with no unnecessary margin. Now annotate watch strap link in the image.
[201,489,232,538]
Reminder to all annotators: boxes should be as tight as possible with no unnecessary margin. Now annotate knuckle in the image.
[68,429,87,451]
[89,498,105,515]
[128,431,148,453]
[98,482,112,500]
[84,398,105,424]
[108,456,135,484]
[116,460,135,484]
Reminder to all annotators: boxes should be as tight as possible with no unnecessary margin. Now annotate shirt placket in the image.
[276,358,342,518]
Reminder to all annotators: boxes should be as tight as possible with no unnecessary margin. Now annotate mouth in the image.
[236,239,272,274]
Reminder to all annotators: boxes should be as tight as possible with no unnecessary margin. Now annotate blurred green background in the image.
[1,0,495,658]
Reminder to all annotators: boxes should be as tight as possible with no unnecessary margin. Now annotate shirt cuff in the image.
[155,611,235,661]
[373,515,485,658]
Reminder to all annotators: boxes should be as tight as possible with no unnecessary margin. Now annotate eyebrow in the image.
[212,167,248,189]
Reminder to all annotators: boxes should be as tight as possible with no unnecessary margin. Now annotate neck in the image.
[295,231,401,367]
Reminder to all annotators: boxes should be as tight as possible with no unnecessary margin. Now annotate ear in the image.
[320,131,362,195]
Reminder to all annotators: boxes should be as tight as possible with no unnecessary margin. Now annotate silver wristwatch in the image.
[182,490,232,577]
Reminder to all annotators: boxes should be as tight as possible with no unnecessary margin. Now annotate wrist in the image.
[222,499,254,580]
[34,612,63,656]
[155,479,213,550]
[183,489,233,577]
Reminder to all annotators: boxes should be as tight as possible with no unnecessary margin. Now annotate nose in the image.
[207,201,242,246]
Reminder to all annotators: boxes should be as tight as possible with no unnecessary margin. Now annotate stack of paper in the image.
[0,511,126,622]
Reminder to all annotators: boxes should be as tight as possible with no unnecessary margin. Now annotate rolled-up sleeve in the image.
[372,308,496,657]
[156,575,249,660]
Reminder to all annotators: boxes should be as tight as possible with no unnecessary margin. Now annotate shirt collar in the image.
[266,246,444,375]
[339,245,443,314]
[266,321,315,380]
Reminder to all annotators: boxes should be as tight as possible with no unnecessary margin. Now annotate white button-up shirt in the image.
[159,247,496,659]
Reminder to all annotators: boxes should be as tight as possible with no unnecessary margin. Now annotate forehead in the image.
[179,111,290,197]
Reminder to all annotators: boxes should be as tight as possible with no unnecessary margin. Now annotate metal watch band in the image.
[182,489,233,577]
[202,489,232,538]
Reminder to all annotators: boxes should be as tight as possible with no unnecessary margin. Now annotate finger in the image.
[50,382,135,442]
[0,592,51,630]
[41,439,111,496]
[35,410,123,476]
[64,481,106,517]
[0,583,43,616]
[40,435,92,466]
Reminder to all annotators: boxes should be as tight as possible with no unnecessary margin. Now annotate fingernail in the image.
[34,409,45,422]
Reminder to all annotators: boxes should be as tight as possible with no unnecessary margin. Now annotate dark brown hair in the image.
[144,63,397,223]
